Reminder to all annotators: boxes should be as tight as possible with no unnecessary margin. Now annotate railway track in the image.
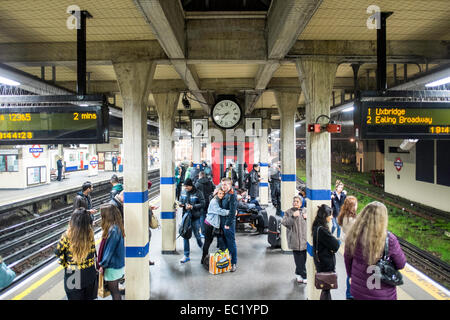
[331,171,450,223]
[0,172,160,294]
[296,176,450,290]
[397,236,450,290]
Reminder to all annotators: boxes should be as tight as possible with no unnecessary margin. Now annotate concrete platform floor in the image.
[148,204,343,300]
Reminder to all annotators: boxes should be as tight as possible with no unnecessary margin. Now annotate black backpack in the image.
[244,172,251,190]
[178,212,192,239]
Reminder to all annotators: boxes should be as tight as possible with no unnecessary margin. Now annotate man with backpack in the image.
[178,178,205,264]
[195,171,215,237]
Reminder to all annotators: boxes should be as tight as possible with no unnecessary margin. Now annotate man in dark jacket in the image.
[56,156,64,181]
[110,174,123,200]
[269,164,281,215]
[195,171,215,236]
[190,164,201,185]
[248,164,261,201]
[222,163,238,186]
[219,177,238,272]
[178,178,205,264]
[111,154,118,172]
[73,182,97,224]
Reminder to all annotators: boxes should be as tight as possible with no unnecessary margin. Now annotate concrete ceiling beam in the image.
[1,40,447,65]
[288,40,450,63]
[0,40,167,64]
[134,0,210,115]
[246,0,322,115]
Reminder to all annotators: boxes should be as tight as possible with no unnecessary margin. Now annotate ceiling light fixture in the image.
[0,75,20,86]
[342,106,355,113]
[425,76,450,87]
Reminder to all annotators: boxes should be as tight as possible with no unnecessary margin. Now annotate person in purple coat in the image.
[344,201,406,300]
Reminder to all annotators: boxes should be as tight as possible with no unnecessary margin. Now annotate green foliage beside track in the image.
[296,159,450,264]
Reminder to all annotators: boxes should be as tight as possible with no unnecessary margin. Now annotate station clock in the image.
[211,99,242,130]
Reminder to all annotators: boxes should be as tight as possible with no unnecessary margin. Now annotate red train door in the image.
[80,152,84,170]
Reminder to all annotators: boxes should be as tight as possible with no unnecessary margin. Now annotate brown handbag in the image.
[314,227,338,290]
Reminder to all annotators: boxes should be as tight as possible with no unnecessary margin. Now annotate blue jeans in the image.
[346,276,353,299]
[183,218,203,257]
[223,221,237,265]
[331,217,341,238]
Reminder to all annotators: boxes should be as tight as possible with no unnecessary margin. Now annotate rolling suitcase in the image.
[267,214,281,248]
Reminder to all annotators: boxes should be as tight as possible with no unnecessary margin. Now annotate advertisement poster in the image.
[27,167,41,186]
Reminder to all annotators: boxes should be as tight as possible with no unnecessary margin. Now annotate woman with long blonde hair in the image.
[344,202,406,300]
[98,204,125,300]
[55,208,97,300]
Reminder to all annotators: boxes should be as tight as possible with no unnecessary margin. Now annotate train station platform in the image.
[1,197,448,301]
[0,166,159,212]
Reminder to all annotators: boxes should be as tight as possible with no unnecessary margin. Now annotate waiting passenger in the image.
[56,156,64,182]
[179,178,205,264]
[98,204,125,300]
[219,177,238,272]
[281,196,308,284]
[55,208,97,300]
[0,255,16,291]
[201,188,229,265]
[73,181,98,215]
[109,190,124,218]
[222,163,238,187]
[344,201,406,300]
[312,204,340,300]
[195,171,216,237]
[248,163,261,201]
[269,164,281,215]
[236,189,267,234]
[110,174,123,200]
[337,195,358,299]
[331,180,346,239]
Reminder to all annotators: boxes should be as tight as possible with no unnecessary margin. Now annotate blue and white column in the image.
[114,61,155,300]
[154,92,180,254]
[275,91,300,253]
[297,58,337,300]
[259,118,270,206]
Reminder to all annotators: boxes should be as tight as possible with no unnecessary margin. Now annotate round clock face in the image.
[212,100,242,129]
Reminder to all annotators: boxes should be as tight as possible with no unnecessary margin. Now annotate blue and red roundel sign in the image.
[29,144,43,158]
[394,157,403,172]
[90,156,98,169]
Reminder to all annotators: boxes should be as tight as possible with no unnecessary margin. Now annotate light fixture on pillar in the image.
[182,92,191,109]
[307,115,342,133]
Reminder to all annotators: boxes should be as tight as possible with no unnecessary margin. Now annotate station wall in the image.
[384,139,450,212]
[0,145,50,189]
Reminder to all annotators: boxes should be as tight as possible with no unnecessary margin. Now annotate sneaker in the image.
[296,275,303,283]
[180,256,190,264]
[149,260,155,266]
[200,233,205,239]
[231,264,237,272]
[302,278,307,284]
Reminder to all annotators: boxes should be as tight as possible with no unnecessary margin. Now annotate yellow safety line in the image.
[400,266,450,300]
[11,196,161,300]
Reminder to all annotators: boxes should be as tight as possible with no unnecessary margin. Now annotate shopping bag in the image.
[98,272,111,298]
[209,249,232,275]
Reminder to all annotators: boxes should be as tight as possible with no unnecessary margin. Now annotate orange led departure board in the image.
[360,101,450,139]
[0,105,109,144]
